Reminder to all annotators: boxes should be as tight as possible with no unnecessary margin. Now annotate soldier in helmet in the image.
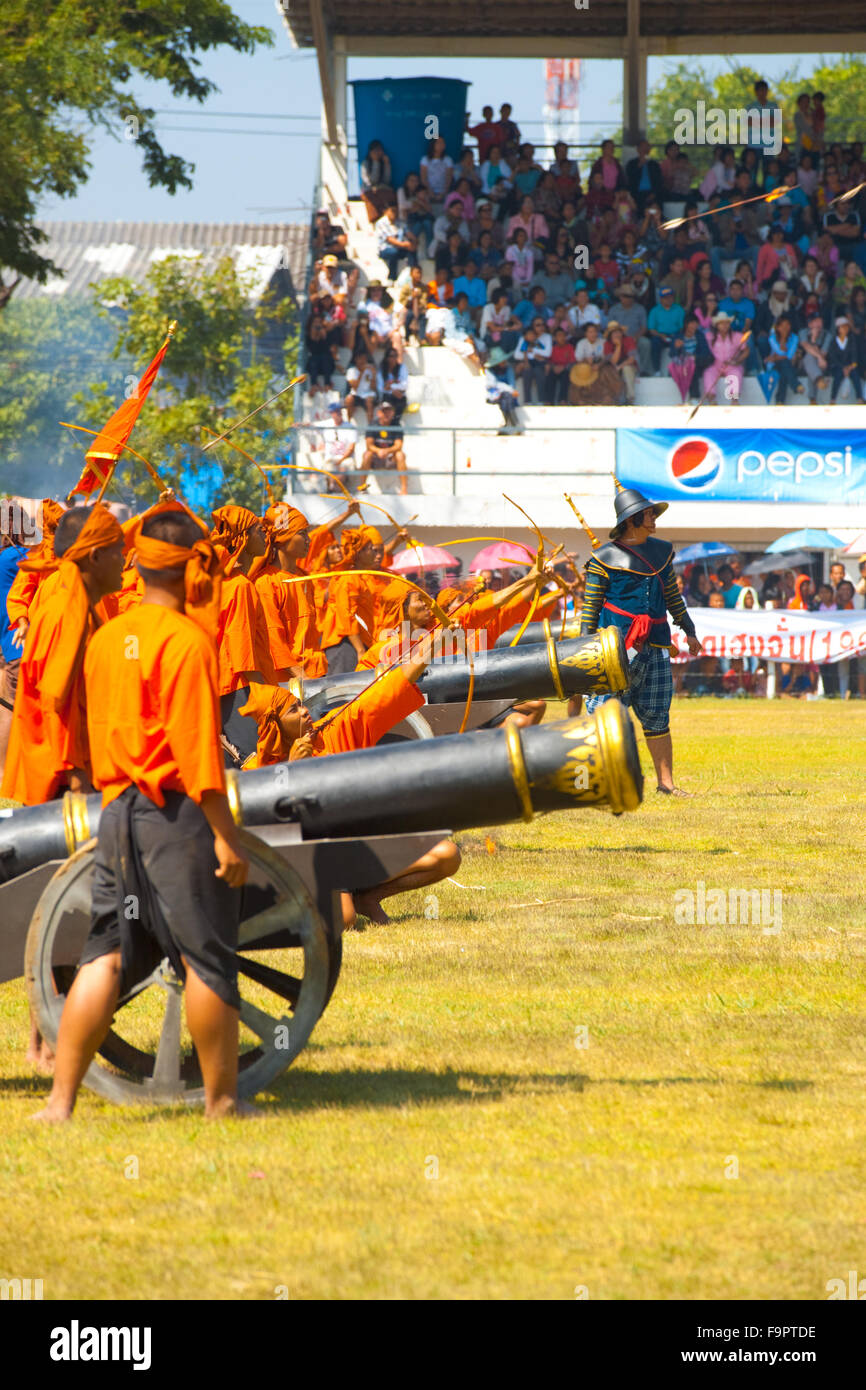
[581,484,702,796]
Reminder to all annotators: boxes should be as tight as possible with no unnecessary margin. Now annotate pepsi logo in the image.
[668,437,723,491]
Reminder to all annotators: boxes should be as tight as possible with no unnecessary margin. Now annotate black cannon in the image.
[221,625,627,760]
[0,702,642,1106]
[495,615,581,648]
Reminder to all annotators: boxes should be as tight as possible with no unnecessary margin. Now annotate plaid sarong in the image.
[585,644,672,736]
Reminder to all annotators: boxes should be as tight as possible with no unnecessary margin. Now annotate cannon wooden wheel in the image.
[24,829,333,1106]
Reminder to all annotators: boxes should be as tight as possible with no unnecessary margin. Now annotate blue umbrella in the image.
[766,528,844,553]
[757,366,779,403]
[675,541,737,564]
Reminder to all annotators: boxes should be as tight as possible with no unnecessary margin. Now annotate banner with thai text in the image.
[670,607,866,663]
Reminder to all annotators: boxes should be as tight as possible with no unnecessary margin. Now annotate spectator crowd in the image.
[305,83,866,437]
[678,552,866,697]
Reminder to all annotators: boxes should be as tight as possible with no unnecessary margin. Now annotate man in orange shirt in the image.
[254,502,327,680]
[4,498,66,643]
[320,527,380,672]
[1,504,124,807]
[210,504,275,742]
[34,507,251,1123]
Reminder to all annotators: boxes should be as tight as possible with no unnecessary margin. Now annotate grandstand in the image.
[279,2,866,553]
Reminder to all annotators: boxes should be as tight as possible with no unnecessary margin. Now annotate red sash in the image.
[602,602,666,651]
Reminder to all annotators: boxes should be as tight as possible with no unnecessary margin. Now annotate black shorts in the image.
[323,636,359,674]
[79,788,241,1009]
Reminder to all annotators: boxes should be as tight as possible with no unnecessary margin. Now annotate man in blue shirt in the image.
[452,261,488,324]
[716,564,741,608]
[0,532,27,781]
[513,285,548,328]
[719,278,760,372]
[647,287,685,374]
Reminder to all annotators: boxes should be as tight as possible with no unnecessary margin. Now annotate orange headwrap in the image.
[40,504,124,711]
[360,524,383,547]
[134,506,222,639]
[265,502,309,544]
[789,574,812,610]
[210,504,260,573]
[339,527,371,565]
[17,499,67,572]
[375,576,414,637]
[238,682,297,765]
[436,586,463,611]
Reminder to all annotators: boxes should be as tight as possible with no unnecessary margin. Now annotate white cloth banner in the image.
[670,608,866,664]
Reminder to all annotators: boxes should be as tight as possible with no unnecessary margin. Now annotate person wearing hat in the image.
[603,320,638,404]
[615,281,651,374]
[826,315,863,403]
[581,485,702,795]
[647,286,685,375]
[312,253,348,306]
[702,309,747,403]
[484,346,521,432]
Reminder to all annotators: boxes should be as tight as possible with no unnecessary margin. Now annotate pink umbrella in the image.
[390,544,460,573]
[469,541,534,572]
[843,530,866,556]
[668,356,695,405]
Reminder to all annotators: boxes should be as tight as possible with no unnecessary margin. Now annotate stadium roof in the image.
[14,223,309,305]
[278,0,866,53]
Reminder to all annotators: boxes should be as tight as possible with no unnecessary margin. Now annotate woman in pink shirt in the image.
[590,139,625,192]
[505,228,535,288]
[756,224,799,292]
[506,196,550,251]
[702,312,744,401]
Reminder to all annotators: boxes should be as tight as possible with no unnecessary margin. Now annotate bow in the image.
[201,376,307,451]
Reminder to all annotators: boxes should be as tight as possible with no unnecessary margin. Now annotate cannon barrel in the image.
[299,627,627,719]
[0,703,642,882]
[495,615,581,648]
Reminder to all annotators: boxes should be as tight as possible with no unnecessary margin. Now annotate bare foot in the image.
[31,1105,72,1124]
[352,892,391,925]
[205,1096,261,1120]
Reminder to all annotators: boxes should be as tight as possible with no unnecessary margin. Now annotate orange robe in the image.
[117,569,144,614]
[255,564,327,679]
[241,667,423,768]
[215,571,276,697]
[5,566,40,627]
[85,605,226,808]
[1,573,96,804]
[321,571,377,652]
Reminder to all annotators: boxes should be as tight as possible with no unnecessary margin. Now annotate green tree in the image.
[77,253,298,510]
[0,257,298,508]
[646,56,866,172]
[0,0,272,302]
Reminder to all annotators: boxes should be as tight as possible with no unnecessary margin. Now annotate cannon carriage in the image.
[0,700,643,1107]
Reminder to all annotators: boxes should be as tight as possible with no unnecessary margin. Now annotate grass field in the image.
[1,698,865,1301]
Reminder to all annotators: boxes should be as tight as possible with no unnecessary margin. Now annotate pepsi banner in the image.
[617,429,866,503]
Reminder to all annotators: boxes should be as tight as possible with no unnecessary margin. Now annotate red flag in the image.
[68,321,177,499]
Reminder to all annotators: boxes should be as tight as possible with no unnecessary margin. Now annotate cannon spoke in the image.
[150,984,183,1091]
[236,954,301,1007]
[239,997,288,1044]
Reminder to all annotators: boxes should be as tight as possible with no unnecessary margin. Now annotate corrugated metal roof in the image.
[15,222,309,304]
[278,0,866,43]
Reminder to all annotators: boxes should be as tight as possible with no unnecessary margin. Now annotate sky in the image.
[38,1,837,226]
